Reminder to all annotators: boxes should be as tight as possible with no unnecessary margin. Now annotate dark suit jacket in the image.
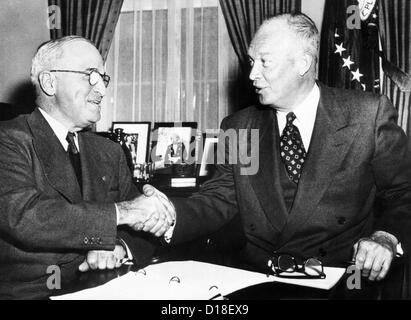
[0,108,156,299]
[171,84,411,271]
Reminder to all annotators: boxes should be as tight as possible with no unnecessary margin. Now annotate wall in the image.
[302,0,326,35]
[0,0,49,113]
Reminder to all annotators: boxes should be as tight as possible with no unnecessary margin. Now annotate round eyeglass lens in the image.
[277,255,296,272]
[89,70,100,86]
[304,258,323,276]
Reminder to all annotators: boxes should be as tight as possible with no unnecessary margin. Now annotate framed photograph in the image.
[151,122,197,170]
[111,122,151,166]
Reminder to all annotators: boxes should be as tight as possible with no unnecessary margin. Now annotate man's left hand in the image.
[78,245,127,272]
[353,231,398,281]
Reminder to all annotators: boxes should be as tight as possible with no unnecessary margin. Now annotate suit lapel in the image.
[247,109,289,232]
[279,85,361,244]
[28,108,82,203]
[79,133,110,202]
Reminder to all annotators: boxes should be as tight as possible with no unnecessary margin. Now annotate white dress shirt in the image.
[38,107,79,151]
[276,84,320,151]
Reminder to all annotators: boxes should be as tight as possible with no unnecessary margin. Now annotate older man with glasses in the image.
[0,36,174,299]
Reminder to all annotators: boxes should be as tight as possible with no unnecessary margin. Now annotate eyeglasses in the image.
[267,253,326,279]
[49,68,111,87]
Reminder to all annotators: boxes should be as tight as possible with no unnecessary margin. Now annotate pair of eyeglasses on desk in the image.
[267,253,326,279]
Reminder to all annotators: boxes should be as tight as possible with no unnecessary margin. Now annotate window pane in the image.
[139,11,153,121]
[102,1,240,133]
[116,12,135,121]
[153,9,168,121]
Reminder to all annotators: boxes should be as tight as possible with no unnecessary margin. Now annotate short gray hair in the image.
[259,12,320,65]
[30,36,96,93]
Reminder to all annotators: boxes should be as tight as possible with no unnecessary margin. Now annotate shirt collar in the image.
[38,107,79,152]
[291,83,320,123]
[276,83,320,150]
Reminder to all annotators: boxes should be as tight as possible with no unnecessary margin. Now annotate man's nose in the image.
[93,77,106,96]
[249,63,261,81]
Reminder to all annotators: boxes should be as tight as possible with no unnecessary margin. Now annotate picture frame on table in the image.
[111,122,151,169]
[151,122,198,171]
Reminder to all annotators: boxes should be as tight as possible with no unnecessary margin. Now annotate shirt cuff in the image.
[164,220,176,243]
[371,230,399,255]
[114,203,120,225]
[116,237,133,261]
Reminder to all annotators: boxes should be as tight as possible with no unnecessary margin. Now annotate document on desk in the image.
[51,261,346,300]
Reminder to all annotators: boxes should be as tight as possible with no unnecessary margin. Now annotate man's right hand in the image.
[116,185,175,237]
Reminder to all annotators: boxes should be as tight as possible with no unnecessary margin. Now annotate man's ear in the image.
[298,53,313,77]
[38,71,56,96]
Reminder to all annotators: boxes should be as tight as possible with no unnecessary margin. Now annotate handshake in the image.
[79,185,174,272]
[116,185,176,237]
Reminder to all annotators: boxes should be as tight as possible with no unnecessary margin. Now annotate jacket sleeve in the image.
[372,95,411,251]
[116,146,159,266]
[118,144,140,201]
[0,131,117,252]
[170,118,240,244]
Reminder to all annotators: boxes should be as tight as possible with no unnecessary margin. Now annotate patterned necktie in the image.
[66,132,82,190]
[280,112,307,184]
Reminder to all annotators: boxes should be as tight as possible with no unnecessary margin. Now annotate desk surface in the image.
[57,243,406,300]
[102,175,407,300]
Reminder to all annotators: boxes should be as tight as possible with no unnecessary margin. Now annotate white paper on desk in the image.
[50,260,346,300]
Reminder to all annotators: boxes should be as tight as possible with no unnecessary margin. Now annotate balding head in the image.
[248,12,319,110]
[251,12,319,74]
[31,36,98,94]
[31,36,107,131]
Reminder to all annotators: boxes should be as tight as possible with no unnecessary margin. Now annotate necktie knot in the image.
[66,132,79,154]
[286,112,296,127]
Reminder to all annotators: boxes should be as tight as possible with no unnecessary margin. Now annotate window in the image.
[98,0,241,132]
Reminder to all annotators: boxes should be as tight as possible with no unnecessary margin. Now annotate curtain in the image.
[99,0,241,132]
[219,0,301,73]
[49,0,124,61]
[218,0,301,107]
[319,0,380,93]
[379,0,411,140]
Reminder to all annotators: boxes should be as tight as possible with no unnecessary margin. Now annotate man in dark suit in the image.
[0,36,174,299]
[161,13,411,281]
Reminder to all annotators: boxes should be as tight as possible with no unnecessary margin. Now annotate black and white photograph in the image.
[112,121,151,166]
[1,0,411,307]
[151,122,197,169]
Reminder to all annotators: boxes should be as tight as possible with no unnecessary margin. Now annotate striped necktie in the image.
[66,132,82,191]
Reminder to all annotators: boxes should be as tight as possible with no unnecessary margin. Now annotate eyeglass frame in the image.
[267,253,326,279]
[49,68,111,87]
